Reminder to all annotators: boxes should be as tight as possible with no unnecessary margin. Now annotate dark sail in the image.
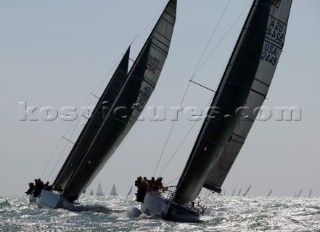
[62,0,177,201]
[53,47,130,190]
[173,0,292,205]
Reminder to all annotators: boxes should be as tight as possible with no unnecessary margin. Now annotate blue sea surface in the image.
[0,195,319,231]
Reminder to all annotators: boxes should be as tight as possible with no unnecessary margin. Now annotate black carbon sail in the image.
[53,48,130,190]
[172,0,292,205]
[61,0,176,202]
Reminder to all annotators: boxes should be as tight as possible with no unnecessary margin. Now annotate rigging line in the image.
[39,97,90,180]
[45,111,85,181]
[159,96,214,176]
[93,54,124,97]
[191,0,231,80]
[40,137,64,179]
[131,7,163,45]
[166,176,180,186]
[194,2,251,77]
[190,80,215,92]
[46,139,71,182]
[153,1,231,177]
[152,81,192,177]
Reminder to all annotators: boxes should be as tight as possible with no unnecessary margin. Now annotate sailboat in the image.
[96,183,104,197]
[296,189,302,198]
[267,188,272,197]
[127,186,133,196]
[243,185,251,197]
[89,189,94,196]
[237,189,243,197]
[308,189,312,198]
[231,188,236,196]
[109,184,118,196]
[137,0,292,222]
[35,0,176,211]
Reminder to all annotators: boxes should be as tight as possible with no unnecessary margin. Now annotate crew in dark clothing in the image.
[153,177,164,191]
[33,178,44,197]
[25,182,35,195]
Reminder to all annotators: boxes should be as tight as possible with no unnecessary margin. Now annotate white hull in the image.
[36,190,87,212]
[28,194,36,203]
[141,191,201,222]
[141,192,171,218]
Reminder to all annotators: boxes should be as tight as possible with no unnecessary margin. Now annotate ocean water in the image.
[0,195,319,231]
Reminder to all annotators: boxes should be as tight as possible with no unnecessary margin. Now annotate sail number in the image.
[261,42,278,66]
[266,19,286,45]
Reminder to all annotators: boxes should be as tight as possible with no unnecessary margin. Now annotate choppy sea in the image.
[0,195,319,231]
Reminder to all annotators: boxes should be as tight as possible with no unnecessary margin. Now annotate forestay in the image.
[173,0,292,205]
[62,0,177,202]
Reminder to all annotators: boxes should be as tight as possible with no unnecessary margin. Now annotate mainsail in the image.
[127,186,133,196]
[53,47,130,190]
[96,183,104,196]
[89,189,94,196]
[243,185,251,196]
[60,0,176,202]
[173,0,292,205]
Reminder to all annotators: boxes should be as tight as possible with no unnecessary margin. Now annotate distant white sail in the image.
[96,183,104,196]
[110,184,118,196]
[127,186,133,196]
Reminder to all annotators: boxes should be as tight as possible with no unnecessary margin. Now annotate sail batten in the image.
[173,0,292,205]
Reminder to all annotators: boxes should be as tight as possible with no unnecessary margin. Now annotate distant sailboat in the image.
[96,183,104,197]
[237,189,243,197]
[297,189,302,198]
[34,0,176,211]
[243,185,251,197]
[109,184,118,196]
[136,0,292,222]
[308,189,312,198]
[232,188,236,196]
[89,189,94,196]
[267,189,272,197]
[127,186,133,196]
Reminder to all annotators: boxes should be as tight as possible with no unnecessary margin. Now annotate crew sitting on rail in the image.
[25,182,35,195]
[33,178,44,197]
[153,177,164,191]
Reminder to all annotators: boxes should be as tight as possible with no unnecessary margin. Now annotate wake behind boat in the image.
[135,0,292,222]
[26,0,176,211]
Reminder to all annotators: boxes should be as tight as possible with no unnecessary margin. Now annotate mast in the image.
[173,0,292,205]
[62,0,176,202]
[53,47,130,190]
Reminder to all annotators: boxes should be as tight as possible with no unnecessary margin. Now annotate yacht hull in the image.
[36,190,87,212]
[141,192,201,222]
[28,194,36,203]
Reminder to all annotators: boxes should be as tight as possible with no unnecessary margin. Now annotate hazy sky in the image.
[1,0,319,197]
